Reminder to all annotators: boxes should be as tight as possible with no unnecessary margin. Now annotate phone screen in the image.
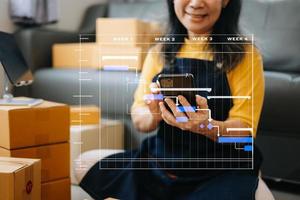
[157,73,197,111]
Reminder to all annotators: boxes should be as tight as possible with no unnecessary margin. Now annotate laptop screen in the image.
[0,31,33,86]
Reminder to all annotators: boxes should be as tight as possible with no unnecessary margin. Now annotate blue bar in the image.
[218,137,253,143]
[143,94,164,101]
[176,117,188,123]
[103,65,129,71]
[244,145,253,152]
[177,106,196,113]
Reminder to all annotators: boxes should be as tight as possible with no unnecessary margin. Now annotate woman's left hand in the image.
[159,95,214,139]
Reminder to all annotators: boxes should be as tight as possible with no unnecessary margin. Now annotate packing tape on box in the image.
[34,109,51,145]
[36,147,51,159]
[41,169,50,183]
[0,160,34,196]
[24,164,34,196]
[36,147,51,182]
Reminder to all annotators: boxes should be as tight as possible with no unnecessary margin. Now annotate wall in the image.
[0,0,15,33]
[46,0,107,31]
[0,0,12,96]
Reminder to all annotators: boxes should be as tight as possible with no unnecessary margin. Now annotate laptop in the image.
[0,31,42,106]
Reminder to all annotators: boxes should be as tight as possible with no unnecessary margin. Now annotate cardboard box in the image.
[41,178,70,200]
[0,157,41,200]
[100,119,124,150]
[70,119,124,184]
[96,18,148,46]
[53,43,145,71]
[53,43,100,69]
[0,143,70,183]
[99,45,144,71]
[0,99,70,150]
[70,105,100,126]
[71,119,124,156]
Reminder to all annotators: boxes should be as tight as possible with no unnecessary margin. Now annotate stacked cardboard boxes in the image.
[0,98,70,200]
[53,18,163,71]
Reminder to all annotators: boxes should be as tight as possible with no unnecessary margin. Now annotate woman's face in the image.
[173,0,229,35]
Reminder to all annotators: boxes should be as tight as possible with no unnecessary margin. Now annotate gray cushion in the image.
[240,0,300,73]
[258,71,300,135]
[30,69,138,116]
[79,4,108,34]
[256,134,300,182]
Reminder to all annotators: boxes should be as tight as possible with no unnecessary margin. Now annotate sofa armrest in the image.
[14,28,79,72]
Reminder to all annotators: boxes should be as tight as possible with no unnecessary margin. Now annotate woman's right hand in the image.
[145,82,163,123]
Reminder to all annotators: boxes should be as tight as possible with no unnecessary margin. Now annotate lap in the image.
[79,150,263,200]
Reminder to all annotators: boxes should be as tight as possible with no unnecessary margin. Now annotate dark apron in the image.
[80,58,262,200]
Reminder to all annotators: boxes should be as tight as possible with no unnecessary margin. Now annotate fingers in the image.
[149,82,160,94]
[159,102,177,126]
[159,94,209,131]
[164,98,186,118]
[144,82,162,114]
[178,95,197,119]
[196,95,208,109]
[159,101,191,131]
[159,100,197,131]
[146,99,160,114]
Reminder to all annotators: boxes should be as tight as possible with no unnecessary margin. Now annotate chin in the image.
[184,21,210,34]
[187,27,211,35]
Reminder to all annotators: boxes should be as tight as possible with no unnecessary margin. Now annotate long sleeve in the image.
[226,46,265,137]
[131,47,164,110]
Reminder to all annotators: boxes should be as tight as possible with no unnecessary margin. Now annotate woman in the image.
[79,0,274,199]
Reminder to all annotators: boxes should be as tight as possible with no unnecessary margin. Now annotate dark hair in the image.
[163,0,245,71]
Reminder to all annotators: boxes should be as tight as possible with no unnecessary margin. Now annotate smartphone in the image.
[157,73,197,112]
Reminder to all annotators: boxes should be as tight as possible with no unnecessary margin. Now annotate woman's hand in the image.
[132,82,163,133]
[159,95,216,140]
[145,82,163,123]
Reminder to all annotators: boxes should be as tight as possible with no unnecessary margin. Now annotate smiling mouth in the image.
[186,12,208,19]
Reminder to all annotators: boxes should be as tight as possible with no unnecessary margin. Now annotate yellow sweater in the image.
[132,39,265,137]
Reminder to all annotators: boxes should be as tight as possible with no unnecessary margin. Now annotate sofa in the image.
[13,0,300,184]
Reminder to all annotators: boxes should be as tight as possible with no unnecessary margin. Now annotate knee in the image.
[255,177,275,200]
[74,150,99,183]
